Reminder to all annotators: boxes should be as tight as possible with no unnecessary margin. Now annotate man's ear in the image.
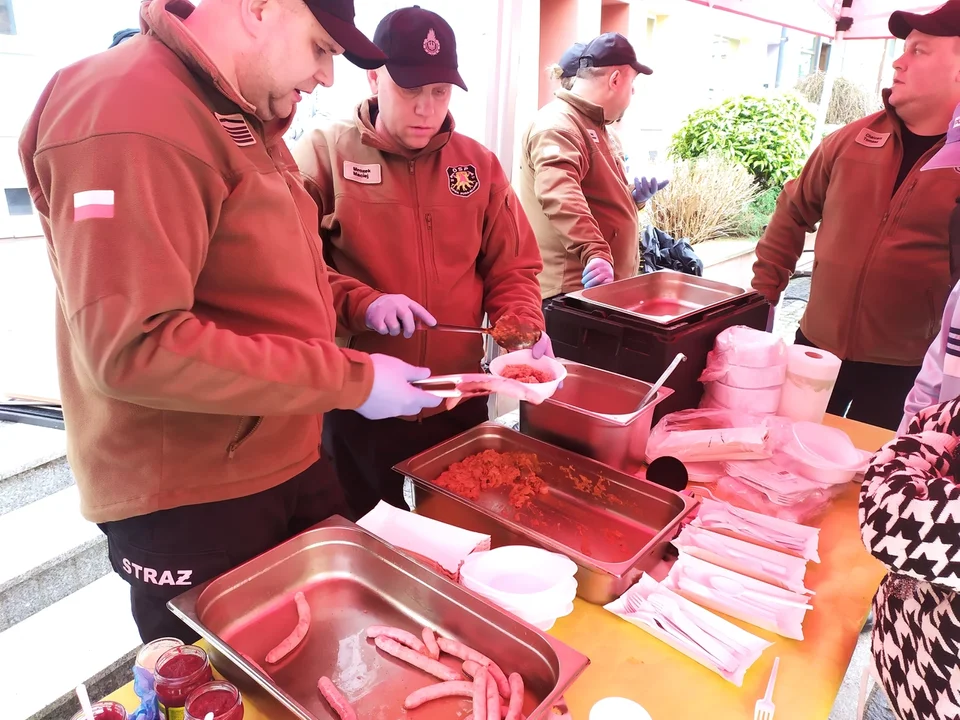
[367,69,380,95]
[608,68,622,91]
[238,0,271,37]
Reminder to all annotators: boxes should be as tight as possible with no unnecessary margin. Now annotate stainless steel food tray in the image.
[168,517,588,720]
[567,269,750,325]
[395,423,698,604]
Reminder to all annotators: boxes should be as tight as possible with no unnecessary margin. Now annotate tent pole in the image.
[810,0,852,151]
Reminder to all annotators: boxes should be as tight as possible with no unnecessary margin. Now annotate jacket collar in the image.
[141,0,293,139]
[556,89,606,125]
[356,97,454,158]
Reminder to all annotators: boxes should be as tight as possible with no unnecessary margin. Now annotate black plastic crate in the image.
[544,291,770,419]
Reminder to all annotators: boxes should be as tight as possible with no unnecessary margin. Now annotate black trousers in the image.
[98,456,349,643]
[794,330,921,431]
[322,397,490,518]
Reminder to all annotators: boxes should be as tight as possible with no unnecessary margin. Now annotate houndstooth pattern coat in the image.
[861,398,960,720]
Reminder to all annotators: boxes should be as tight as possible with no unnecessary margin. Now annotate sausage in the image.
[462,659,482,678]
[317,676,357,720]
[486,667,502,719]
[402,680,475,710]
[365,625,428,655]
[422,627,441,660]
[436,638,510,697]
[373,636,461,681]
[472,668,489,720]
[265,591,311,664]
[505,672,524,720]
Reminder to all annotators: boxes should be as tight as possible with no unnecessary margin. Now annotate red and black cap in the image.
[372,5,467,90]
[889,0,960,40]
[303,0,386,69]
[579,32,652,76]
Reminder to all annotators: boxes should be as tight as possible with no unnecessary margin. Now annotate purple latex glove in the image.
[356,354,442,420]
[531,331,555,359]
[365,294,436,338]
[632,176,670,204]
[582,257,614,289]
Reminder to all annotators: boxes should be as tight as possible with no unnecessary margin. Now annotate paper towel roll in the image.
[777,345,842,423]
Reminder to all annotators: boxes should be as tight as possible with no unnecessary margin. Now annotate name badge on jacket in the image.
[343,161,382,184]
[855,129,890,148]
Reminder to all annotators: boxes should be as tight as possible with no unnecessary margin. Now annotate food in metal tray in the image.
[365,624,428,654]
[374,635,461,681]
[421,626,441,660]
[265,591,310,663]
[500,364,553,384]
[316,676,356,719]
[435,449,548,509]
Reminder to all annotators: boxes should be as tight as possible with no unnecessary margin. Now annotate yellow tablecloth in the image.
[107,415,893,719]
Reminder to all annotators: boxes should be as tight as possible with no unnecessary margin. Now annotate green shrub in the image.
[670,94,815,189]
[734,186,781,239]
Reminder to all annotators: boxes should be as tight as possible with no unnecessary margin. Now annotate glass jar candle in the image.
[155,645,214,720]
[184,680,244,720]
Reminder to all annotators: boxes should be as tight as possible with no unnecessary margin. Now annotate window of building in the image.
[5,188,33,216]
[0,0,16,35]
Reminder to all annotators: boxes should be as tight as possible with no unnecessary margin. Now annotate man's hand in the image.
[632,176,670,205]
[582,258,615,289]
[365,294,436,338]
[356,354,443,420]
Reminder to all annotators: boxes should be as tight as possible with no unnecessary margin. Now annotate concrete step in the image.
[0,456,74,516]
[0,485,109,631]
[3,573,141,720]
[0,420,67,482]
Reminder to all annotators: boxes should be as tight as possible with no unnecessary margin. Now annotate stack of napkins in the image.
[357,501,490,579]
[692,499,820,562]
[673,525,811,594]
[604,574,772,686]
[664,553,813,640]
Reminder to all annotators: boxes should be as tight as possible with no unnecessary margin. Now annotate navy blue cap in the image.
[305,0,386,69]
[580,32,652,76]
[559,42,586,78]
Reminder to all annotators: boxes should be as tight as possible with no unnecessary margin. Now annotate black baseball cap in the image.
[559,42,586,78]
[304,0,386,69]
[373,6,467,90]
[579,32,653,76]
[889,0,960,40]
[109,28,139,49]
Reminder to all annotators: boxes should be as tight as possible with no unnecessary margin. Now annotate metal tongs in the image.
[411,374,493,400]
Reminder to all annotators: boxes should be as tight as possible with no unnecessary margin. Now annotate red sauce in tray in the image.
[500,364,552,384]
[185,681,244,720]
[155,645,214,719]
[435,449,548,508]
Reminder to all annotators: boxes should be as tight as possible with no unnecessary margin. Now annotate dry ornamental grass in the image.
[648,155,759,245]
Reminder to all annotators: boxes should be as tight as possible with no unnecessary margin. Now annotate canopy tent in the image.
[686,0,941,144]
[686,0,941,40]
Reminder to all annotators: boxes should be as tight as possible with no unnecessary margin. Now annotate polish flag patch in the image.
[73,190,115,221]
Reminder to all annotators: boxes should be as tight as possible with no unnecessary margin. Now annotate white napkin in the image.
[673,525,811,594]
[357,501,490,577]
[692,498,820,562]
[665,553,813,641]
[604,574,771,686]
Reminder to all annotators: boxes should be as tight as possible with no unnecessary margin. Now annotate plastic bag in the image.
[646,408,772,463]
[699,326,787,383]
[712,473,845,524]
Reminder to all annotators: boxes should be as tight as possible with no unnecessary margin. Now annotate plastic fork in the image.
[755,657,780,720]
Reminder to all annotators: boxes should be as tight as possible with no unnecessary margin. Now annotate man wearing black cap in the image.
[549,42,586,91]
[19,0,445,642]
[752,1,960,430]
[519,32,665,299]
[293,6,549,517]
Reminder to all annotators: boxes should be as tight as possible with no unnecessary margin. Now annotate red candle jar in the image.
[185,681,244,720]
[155,645,214,720]
[70,701,128,720]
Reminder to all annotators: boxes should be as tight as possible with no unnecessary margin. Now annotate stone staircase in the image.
[0,421,141,720]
